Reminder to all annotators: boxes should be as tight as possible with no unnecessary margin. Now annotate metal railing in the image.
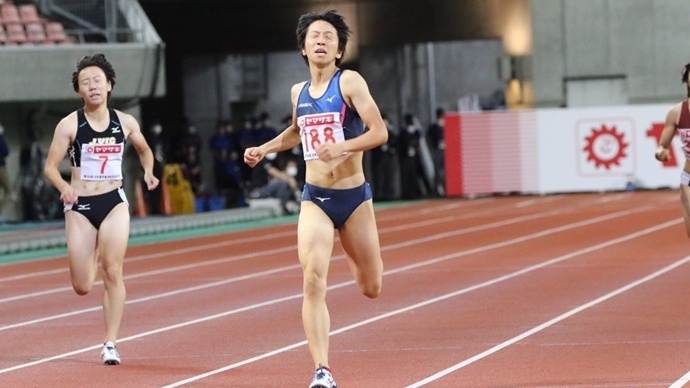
[32,0,158,44]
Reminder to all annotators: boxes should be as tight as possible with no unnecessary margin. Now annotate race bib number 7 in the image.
[298,112,345,160]
[80,143,124,180]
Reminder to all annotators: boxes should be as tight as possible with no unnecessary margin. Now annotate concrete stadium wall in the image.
[0,43,165,102]
[531,0,690,107]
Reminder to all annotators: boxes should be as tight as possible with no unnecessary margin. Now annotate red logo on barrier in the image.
[583,125,629,169]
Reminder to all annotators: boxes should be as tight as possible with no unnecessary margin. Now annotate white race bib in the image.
[80,143,124,180]
[679,128,690,158]
[298,112,345,160]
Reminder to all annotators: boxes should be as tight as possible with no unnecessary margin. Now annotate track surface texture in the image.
[3,191,690,387]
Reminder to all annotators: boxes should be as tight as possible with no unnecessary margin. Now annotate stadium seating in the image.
[0,3,20,25]
[0,1,72,46]
[5,22,26,44]
[25,21,45,44]
[44,21,66,44]
[18,3,39,24]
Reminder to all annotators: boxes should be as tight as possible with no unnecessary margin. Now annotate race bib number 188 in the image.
[299,113,345,160]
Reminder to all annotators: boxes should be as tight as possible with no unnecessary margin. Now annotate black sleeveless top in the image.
[68,108,126,167]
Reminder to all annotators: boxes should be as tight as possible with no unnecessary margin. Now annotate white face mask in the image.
[265,152,277,161]
[286,166,298,177]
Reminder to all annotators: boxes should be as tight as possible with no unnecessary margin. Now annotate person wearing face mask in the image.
[247,153,301,214]
[285,159,300,181]
[0,122,11,220]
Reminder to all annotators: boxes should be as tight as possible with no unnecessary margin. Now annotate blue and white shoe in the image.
[101,341,121,365]
[309,364,337,388]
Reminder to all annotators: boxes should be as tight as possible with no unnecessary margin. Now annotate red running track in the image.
[2,190,690,387]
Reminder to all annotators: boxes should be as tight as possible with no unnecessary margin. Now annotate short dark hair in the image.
[435,107,445,119]
[71,53,116,93]
[296,10,351,66]
[683,62,690,84]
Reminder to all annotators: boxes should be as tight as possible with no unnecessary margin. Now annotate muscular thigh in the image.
[65,210,99,270]
[338,200,382,268]
[97,203,130,266]
[298,201,335,274]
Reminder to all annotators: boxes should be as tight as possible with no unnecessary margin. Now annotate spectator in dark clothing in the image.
[256,111,278,145]
[371,114,398,201]
[0,122,11,218]
[177,120,202,159]
[176,120,203,195]
[398,113,426,199]
[427,107,446,197]
[143,121,167,214]
[182,148,203,196]
[236,114,259,188]
[248,153,301,214]
[209,120,243,207]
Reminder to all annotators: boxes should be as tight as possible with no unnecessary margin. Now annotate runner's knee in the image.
[354,260,382,298]
[355,269,382,298]
[71,280,92,295]
[100,261,123,286]
[302,270,327,299]
[360,280,381,299]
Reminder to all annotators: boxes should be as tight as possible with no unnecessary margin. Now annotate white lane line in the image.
[0,209,678,379]
[155,219,682,386]
[0,217,677,376]
[669,369,690,387]
[405,254,690,387]
[0,196,655,304]
[0,205,658,330]
[0,193,633,283]
[0,206,461,284]
[0,230,296,282]
[0,200,462,278]
[0,205,570,305]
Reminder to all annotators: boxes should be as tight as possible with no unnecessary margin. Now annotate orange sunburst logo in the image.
[582,125,629,169]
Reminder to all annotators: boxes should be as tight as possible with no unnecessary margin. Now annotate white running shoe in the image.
[101,341,121,365]
[309,364,337,388]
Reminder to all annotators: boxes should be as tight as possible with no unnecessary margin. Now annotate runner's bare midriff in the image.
[71,168,123,196]
[305,152,364,189]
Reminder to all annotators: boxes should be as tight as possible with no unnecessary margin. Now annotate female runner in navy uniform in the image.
[656,62,690,240]
[44,54,159,365]
[244,10,388,388]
